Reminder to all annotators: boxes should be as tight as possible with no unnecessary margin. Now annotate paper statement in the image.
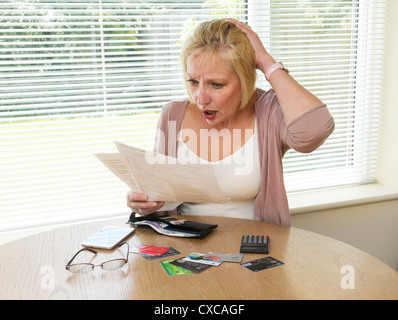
[95,142,229,204]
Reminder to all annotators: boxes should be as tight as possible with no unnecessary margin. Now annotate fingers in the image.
[225,18,273,73]
[226,18,262,48]
[127,191,148,202]
[225,18,252,33]
[126,191,164,215]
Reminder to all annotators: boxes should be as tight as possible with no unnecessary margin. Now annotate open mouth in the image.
[203,110,217,119]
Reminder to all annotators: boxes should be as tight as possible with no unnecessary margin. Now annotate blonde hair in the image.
[180,19,257,110]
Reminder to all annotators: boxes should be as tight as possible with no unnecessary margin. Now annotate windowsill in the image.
[288,182,398,215]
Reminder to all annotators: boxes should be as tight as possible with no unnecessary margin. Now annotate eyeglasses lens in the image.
[68,263,95,274]
[101,259,126,271]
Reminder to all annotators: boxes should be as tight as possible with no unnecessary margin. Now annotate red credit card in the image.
[136,245,170,256]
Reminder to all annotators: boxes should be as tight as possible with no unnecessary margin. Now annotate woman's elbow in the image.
[286,116,335,153]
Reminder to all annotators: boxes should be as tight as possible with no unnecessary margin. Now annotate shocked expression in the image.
[186,53,242,127]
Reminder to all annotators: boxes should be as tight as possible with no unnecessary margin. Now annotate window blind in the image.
[0,0,386,232]
[273,0,386,193]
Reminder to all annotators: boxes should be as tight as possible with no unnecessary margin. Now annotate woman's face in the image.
[186,52,242,128]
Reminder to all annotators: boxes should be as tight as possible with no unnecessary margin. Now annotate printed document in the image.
[95,142,229,204]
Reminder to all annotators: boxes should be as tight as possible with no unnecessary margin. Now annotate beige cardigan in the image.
[153,88,335,226]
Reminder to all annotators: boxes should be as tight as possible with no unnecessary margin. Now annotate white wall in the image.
[291,0,398,271]
[291,200,398,270]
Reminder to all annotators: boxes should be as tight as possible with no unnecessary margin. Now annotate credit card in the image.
[183,253,222,266]
[136,245,170,256]
[170,258,213,273]
[241,256,284,272]
[204,251,243,263]
[160,260,192,276]
[141,247,180,261]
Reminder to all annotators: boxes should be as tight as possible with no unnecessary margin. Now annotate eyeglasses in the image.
[65,242,129,274]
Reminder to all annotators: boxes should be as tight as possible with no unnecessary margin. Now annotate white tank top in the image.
[176,123,261,219]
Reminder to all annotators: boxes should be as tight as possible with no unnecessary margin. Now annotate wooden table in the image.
[0,215,397,300]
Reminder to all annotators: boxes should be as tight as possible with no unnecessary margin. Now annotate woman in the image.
[126,19,334,226]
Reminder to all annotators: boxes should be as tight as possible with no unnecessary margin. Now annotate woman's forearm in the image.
[227,18,324,125]
[258,56,324,125]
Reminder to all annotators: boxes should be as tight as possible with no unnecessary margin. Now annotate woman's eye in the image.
[212,83,223,89]
[187,79,198,86]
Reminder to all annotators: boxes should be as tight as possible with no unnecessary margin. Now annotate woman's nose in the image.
[196,85,211,106]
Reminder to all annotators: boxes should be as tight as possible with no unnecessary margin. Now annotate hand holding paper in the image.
[126,190,165,215]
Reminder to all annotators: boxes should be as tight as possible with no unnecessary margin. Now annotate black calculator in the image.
[240,235,269,253]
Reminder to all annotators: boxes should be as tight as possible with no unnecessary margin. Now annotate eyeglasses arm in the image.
[118,242,129,262]
[65,247,97,268]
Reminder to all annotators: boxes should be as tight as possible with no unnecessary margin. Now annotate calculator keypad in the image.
[240,235,269,253]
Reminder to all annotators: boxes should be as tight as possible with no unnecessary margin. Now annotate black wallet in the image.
[127,213,218,239]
